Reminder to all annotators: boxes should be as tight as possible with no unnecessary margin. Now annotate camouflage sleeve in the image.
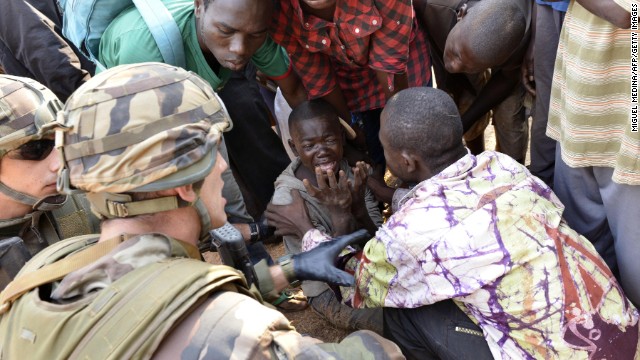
[283,330,406,360]
[153,290,405,359]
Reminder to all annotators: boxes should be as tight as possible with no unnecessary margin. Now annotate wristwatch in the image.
[277,254,301,288]
[248,222,260,243]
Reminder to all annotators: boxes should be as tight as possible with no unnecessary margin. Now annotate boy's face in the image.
[289,116,344,176]
[195,0,270,72]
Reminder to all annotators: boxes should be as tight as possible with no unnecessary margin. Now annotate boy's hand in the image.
[350,161,370,214]
[265,190,314,239]
[304,167,356,236]
[303,167,352,211]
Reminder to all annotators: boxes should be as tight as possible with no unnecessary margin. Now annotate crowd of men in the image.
[0,0,637,358]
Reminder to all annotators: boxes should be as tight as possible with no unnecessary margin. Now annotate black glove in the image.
[291,229,371,287]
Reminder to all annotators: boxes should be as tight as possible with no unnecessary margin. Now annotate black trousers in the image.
[217,68,290,218]
[383,300,494,360]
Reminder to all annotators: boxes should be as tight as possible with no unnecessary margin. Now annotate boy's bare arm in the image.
[275,70,308,109]
[265,190,315,239]
[350,162,380,235]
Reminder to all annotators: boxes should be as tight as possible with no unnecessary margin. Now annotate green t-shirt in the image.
[98,0,290,91]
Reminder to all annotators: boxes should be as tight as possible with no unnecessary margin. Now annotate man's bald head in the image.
[381,87,466,177]
[444,0,527,73]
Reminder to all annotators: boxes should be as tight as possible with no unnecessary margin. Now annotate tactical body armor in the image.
[0,233,255,359]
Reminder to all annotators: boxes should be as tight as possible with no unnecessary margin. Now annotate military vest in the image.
[0,193,100,251]
[0,233,257,359]
[0,194,100,289]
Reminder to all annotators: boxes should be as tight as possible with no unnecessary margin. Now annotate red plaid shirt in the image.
[270,0,432,113]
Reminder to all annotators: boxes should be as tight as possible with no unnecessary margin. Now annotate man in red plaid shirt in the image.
[270,0,432,178]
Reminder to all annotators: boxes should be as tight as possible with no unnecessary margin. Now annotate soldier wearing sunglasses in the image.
[0,75,99,289]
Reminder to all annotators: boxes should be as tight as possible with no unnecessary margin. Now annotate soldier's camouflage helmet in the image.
[0,75,62,157]
[55,62,232,196]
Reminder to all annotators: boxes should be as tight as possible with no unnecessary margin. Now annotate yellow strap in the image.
[0,235,126,314]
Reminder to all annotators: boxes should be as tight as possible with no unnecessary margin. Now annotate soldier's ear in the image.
[175,184,197,203]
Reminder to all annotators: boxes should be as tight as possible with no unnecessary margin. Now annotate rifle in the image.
[209,223,258,288]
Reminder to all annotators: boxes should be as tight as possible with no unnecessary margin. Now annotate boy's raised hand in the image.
[350,161,370,211]
[303,167,352,211]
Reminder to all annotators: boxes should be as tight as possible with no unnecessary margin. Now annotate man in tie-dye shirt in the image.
[267,87,640,359]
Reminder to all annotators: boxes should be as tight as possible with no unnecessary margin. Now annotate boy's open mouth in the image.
[315,161,337,173]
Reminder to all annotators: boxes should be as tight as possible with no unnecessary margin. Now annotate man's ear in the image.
[288,139,299,157]
[175,184,197,203]
[456,3,468,21]
[401,150,420,174]
[194,0,204,18]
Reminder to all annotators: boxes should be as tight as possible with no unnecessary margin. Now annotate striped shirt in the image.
[547,0,639,185]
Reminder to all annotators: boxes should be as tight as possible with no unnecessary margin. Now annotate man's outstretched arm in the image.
[576,0,631,29]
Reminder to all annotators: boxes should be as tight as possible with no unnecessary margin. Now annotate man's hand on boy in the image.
[265,190,314,239]
[291,229,371,287]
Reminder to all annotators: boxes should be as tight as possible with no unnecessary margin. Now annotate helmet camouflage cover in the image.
[0,75,62,157]
[55,62,232,195]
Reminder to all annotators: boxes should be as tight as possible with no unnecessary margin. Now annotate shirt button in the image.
[321,39,327,45]
[372,19,378,25]
[341,45,345,49]
[305,22,310,28]
[397,20,401,25]
[305,44,310,49]
[355,27,360,34]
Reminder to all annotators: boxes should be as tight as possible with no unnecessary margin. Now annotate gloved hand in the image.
[292,229,371,287]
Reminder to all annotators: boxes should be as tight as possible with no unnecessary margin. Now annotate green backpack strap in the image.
[60,0,186,71]
[133,0,186,69]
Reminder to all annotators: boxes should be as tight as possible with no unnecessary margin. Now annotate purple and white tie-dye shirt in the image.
[303,151,639,359]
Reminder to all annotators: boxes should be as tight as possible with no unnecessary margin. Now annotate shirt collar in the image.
[398,149,474,207]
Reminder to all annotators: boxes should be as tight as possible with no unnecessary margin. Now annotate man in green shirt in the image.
[99,0,306,225]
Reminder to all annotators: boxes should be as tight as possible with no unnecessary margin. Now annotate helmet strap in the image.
[86,192,181,219]
[86,191,212,244]
[0,181,65,211]
[191,196,212,244]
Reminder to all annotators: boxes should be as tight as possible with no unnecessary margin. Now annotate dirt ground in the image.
[204,121,531,343]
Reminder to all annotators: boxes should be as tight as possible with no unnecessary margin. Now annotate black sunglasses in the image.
[8,139,55,161]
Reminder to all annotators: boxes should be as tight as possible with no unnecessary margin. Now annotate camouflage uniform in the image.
[0,63,404,359]
[0,75,99,289]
